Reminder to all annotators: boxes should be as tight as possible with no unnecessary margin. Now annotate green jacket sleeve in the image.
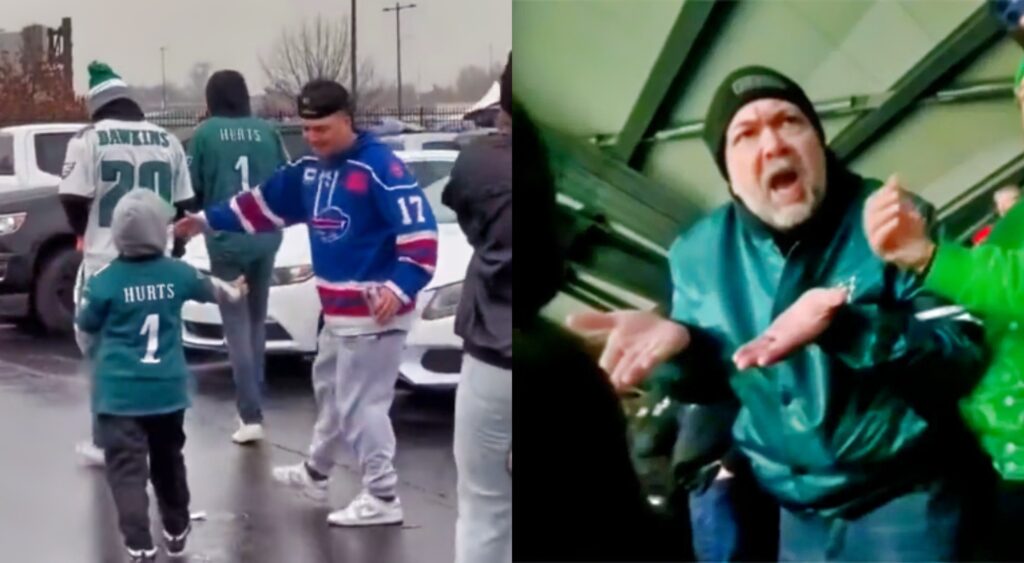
[655,234,734,403]
[817,203,986,399]
[924,242,1024,318]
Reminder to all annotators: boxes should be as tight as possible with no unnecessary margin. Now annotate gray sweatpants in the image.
[306,328,405,499]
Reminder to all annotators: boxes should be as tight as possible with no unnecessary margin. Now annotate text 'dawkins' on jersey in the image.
[59,119,194,272]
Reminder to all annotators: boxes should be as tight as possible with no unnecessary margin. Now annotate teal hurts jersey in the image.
[76,256,216,416]
[188,116,287,277]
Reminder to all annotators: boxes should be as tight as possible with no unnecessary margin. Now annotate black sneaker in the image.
[163,523,191,557]
[126,546,157,562]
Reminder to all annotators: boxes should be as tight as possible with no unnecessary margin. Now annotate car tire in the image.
[35,247,81,335]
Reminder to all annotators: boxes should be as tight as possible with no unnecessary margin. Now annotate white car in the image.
[379,132,461,152]
[180,150,470,388]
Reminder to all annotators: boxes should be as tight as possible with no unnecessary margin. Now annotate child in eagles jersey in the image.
[77,189,243,563]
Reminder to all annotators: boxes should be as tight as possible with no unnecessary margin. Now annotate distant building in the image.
[0,29,27,65]
[0,18,73,88]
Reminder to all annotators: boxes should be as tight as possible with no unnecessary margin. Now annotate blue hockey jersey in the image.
[202,132,438,334]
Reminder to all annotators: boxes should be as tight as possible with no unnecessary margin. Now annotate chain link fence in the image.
[1,105,480,132]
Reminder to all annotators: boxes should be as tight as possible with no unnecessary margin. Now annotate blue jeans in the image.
[214,255,274,424]
[454,354,512,563]
[690,468,778,562]
[778,480,964,561]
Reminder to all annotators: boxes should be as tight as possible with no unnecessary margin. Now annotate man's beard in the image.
[733,181,825,232]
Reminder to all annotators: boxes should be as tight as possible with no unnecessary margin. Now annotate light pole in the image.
[351,0,357,102]
[160,46,167,110]
[383,2,416,119]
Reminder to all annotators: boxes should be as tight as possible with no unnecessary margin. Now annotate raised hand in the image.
[173,213,207,240]
[566,310,690,390]
[863,175,935,273]
[733,287,848,370]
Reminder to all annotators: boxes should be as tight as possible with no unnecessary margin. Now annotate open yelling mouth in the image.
[765,164,804,205]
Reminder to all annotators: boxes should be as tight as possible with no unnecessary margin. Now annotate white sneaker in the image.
[327,491,403,527]
[76,441,105,467]
[126,546,157,562]
[271,463,328,502]
[231,423,265,444]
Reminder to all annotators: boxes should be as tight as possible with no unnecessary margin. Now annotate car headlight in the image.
[272,264,314,286]
[422,281,462,320]
[0,212,26,236]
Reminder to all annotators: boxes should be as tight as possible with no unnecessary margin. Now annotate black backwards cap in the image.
[297,79,352,118]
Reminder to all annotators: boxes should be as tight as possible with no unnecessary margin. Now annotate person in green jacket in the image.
[569,65,990,560]
[864,128,1024,561]
[188,70,287,444]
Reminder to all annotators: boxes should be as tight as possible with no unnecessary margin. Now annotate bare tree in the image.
[260,15,381,106]
[0,54,85,126]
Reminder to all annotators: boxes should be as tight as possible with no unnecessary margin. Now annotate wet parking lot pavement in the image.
[0,324,457,563]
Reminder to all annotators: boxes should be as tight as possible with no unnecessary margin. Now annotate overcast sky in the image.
[4,0,510,95]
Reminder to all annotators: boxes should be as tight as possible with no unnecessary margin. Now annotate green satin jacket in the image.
[925,204,1024,480]
[659,169,987,517]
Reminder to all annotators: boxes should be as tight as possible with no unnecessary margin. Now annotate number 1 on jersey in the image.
[235,155,251,191]
[140,313,161,364]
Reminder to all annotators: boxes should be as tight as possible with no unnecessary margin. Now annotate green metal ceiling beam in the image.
[543,127,705,246]
[830,5,1003,162]
[553,207,671,308]
[611,0,735,167]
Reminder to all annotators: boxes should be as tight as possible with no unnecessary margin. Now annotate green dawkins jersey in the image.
[188,117,287,276]
[77,256,216,416]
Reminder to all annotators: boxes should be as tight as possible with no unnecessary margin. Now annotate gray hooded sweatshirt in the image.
[111,188,175,258]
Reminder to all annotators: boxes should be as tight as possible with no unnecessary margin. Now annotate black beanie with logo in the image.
[703,65,824,178]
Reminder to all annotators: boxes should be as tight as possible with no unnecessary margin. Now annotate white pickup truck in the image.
[0,123,86,332]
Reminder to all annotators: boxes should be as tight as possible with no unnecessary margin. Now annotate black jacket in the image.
[515,317,685,561]
[442,133,512,368]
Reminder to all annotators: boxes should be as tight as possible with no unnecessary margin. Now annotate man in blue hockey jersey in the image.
[175,79,438,527]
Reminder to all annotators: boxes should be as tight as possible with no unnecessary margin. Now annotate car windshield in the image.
[280,129,309,159]
[406,160,456,224]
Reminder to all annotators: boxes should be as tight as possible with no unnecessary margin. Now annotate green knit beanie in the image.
[87,61,133,117]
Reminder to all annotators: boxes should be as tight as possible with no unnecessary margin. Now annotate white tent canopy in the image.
[464,80,500,118]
